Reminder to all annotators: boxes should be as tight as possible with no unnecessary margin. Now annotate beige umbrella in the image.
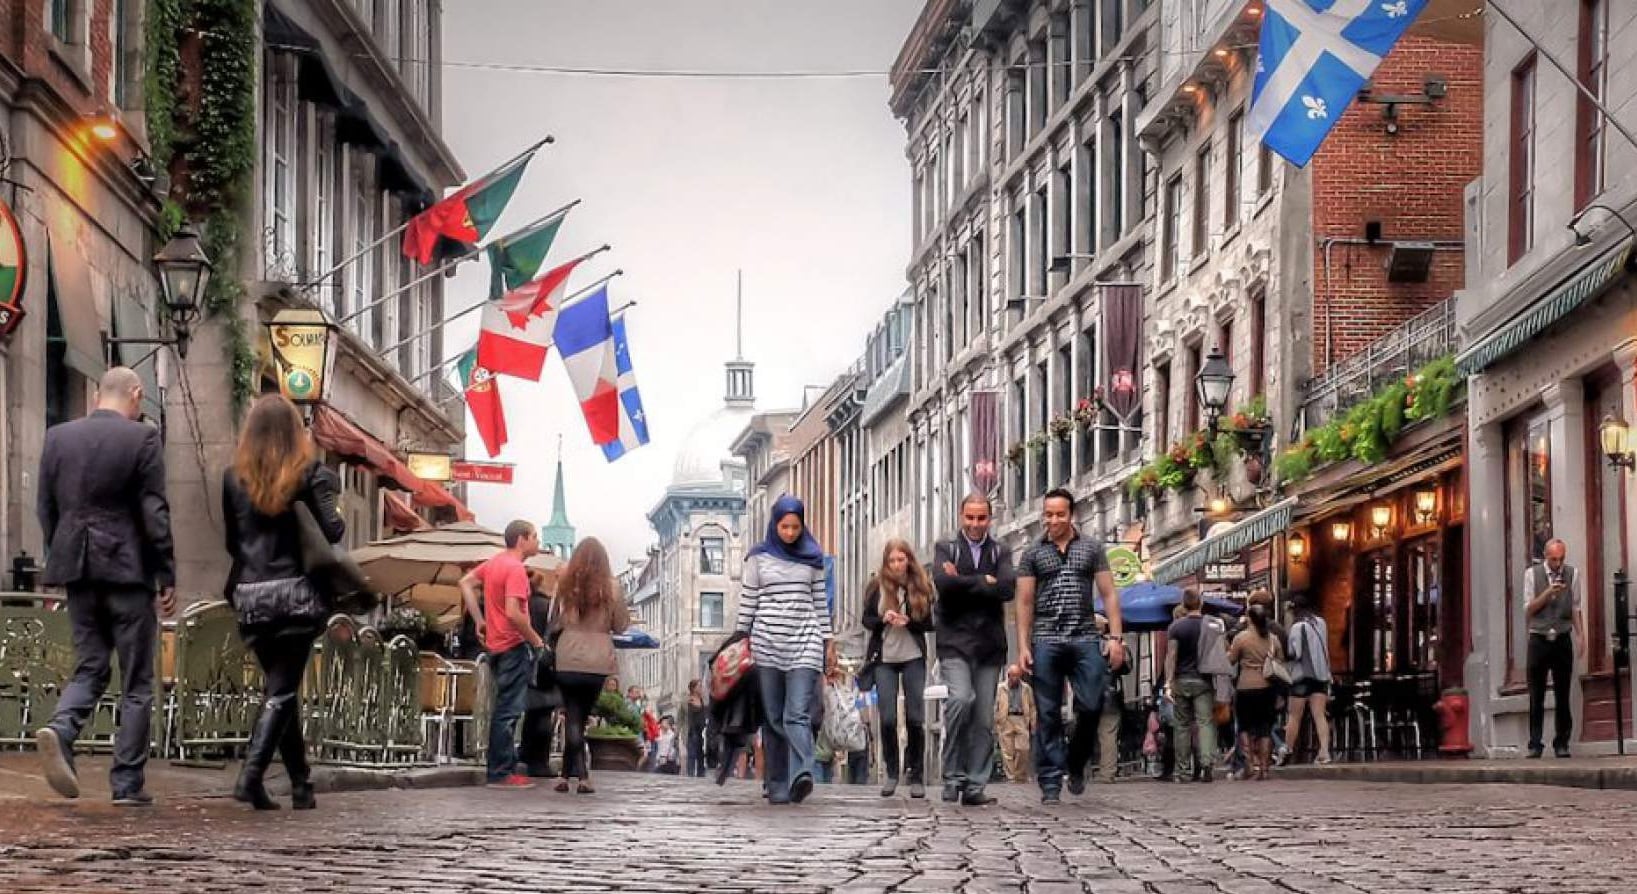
[350,521,506,602]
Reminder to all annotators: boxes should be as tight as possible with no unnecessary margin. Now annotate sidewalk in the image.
[1278,754,1637,790]
[0,751,482,804]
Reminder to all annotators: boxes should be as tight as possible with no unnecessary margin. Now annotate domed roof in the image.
[672,403,756,487]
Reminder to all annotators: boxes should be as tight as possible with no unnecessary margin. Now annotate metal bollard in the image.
[1614,571,1631,755]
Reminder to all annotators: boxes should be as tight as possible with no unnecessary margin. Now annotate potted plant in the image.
[1048,412,1076,441]
[587,691,645,771]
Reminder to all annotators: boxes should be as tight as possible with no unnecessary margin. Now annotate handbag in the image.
[532,599,562,690]
[1262,647,1293,686]
[710,637,756,701]
[293,500,375,614]
[232,576,327,628]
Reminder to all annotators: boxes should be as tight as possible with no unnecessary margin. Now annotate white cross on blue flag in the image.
[600,315,650,462]
[1249,0,1428,168]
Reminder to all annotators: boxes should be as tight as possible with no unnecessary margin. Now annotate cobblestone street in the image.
[0,773,1633,893]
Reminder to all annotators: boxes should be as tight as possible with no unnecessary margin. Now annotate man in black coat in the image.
[34,367,175,806]
[931,493,1015,806]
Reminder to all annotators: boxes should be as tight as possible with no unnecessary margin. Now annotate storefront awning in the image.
[382,491,431,533]
[414,481,475,522]
[310,404,475,522]
[47,233,105,381]
[1151,498,1297,585]
[1456,238,1634,375]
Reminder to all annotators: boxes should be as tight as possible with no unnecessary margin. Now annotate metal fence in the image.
[1299,297,1459,432]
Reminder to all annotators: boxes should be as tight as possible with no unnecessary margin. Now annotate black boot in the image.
[235,695,291,811]
[280,708,315,810]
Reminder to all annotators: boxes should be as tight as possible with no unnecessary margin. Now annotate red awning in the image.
[309,405,473,522]
[415,481,475,521]
[382,491,431,533]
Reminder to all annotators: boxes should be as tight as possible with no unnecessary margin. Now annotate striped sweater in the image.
[735,552,831,672]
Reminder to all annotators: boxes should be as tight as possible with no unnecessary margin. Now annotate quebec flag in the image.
[600,315,651,462]
[1248,0,1428,168]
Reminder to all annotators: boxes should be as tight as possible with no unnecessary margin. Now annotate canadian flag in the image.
[475,258,581,381]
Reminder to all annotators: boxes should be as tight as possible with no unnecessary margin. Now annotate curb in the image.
[1276,763,1637,791]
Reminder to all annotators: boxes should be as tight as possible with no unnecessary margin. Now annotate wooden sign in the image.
[0,198,27,340]
[452,460,513,484]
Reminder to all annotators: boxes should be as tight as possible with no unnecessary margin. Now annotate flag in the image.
[402,145,539,264]
[552,286,621,445]
[969,390,999,495]
[454,350,508,458]
[1102,284,1142,422]
[1248,0,1428,168]
[475,258,582,381]
[600,315,650,462]
[487,208,571,299]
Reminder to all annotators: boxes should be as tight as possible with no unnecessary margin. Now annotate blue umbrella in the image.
[1098,581,1244,632]
[613,628,660,650]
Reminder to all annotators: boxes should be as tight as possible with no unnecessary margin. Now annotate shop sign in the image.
[406,452,453,482]
[1106,545,1142,588]
[451,460,513,484]
[265,308,338,404]
[0,198,28,340]
[1203,562,1247,583]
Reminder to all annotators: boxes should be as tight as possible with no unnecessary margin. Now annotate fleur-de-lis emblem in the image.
[1255,54,1265,75]
[1382,1,1409,18]
[1302,95,1329,119]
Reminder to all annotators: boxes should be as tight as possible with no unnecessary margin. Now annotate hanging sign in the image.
[451,460,514,484]
[265,308,338,404]
[1106,545,1143,588]
[0,198,28,340]
[406,452,453,482]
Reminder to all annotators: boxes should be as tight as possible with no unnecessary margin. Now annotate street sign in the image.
[406,452,453,482]
[1203,562,1247,583]
[1106,545,1142,587]
[451,460,514,484]
[265,308,337,404]
[0,197,27,341]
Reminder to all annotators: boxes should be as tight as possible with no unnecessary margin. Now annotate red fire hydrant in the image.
[1433,689,1474,756]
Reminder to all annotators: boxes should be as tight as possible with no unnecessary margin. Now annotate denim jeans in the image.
[1030,637,1107,793]
[757,666,820,801]
[874,659,927,781]
[1171,674,1217,779]
[486,645,534,781]
[939,656,1001,794]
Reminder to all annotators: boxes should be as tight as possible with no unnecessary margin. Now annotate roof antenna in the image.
[735,268,744,361]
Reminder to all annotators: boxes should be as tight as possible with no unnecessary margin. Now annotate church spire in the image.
[542,434,575,556]
[725,269,755,408]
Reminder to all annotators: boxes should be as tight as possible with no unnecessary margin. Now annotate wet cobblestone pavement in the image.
[0,773,1633,893]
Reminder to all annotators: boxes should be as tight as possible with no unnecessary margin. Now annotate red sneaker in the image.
[485,774,537,790]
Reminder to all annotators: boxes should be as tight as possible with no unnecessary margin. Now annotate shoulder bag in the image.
[293,500,375,614]
[533,598,563,690]
[1261,639,1293,685]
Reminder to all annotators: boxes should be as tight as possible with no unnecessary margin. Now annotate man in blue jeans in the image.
[460,519,545,789]
[1015,488,1125,804]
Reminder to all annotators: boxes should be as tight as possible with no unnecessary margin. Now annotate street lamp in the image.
[1195,346,1235,432]
[1287,532,1308,564]
[1370,504,1393,539]
[1569,203,1637,248]
[1331,520,1353,544]
[154,224,212,357]
[1414,490,1438,525]
[1600,414,1635,470]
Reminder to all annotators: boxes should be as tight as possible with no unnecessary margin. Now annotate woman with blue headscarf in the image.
[734,494,835,805]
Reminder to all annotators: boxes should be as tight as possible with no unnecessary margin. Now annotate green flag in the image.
[486,209,570,299]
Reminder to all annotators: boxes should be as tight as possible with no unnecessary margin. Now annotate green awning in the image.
[1150,498,1297,586]
[1456,239,1634,375]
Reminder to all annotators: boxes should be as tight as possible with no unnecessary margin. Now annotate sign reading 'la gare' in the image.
[0,198,29,340]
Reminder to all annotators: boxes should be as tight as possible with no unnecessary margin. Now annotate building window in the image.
[1050,11,1072,112]
[1509,54,1537,264]
[312,115,337,310]
[1011,375,1027,503]
[46,0,73,43]
[1033,185,1049,297]
[1256,141,1273,197]
[1248,289,1267,400]
[1184,341,1202,434]
[1100,0,1124,54]
[1028,40,1047,136]
[969,234,986,336]
[698,591,725,629]
[349,155,376,341]
[1161,174,1183,282]
[1217,316,1234,406]
[1106,113,1125,242]
[1010,200,1026,305]
[1575,0,1609,210]
[262,54,297,279]
[1034,360,1049,494]
[1006,64,1026,159]
[1053,162,1072,278]
[1226,109,1244,229]
[1153,360,1170,452]
[1503,409,1552,684]
[110,0,138,108]
[1192,141,1212,261]
[1584,369,1627,675]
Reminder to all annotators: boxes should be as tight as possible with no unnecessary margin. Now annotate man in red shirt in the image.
[460,519,545,789]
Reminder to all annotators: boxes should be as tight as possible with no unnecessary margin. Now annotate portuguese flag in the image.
[402,142,543,265]
[486,205,574,299]
[455,350,508,458]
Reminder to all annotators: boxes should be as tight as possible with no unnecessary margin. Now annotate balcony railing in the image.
[1300,296,1458,432]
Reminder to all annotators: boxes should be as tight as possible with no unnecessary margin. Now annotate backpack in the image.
[1198,615,1233,676]
[821,678,868,753]
[710,637,756,701]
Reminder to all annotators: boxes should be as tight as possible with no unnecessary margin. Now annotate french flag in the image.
[552,286,621,445]
[600,315,650,462]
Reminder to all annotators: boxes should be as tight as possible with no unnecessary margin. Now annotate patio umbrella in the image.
[613,628,660,650]
[350,521,506,605]
[1099,581,1244,632]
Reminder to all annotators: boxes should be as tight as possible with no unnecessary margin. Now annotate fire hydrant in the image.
[1433,689,1474,756]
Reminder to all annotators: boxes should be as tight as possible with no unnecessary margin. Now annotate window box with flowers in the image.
[1273,356,1463,485]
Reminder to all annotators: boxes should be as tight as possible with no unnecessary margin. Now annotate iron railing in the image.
[1299,296,1459,432]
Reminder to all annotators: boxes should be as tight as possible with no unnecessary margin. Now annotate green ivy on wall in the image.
[145,0,259,415]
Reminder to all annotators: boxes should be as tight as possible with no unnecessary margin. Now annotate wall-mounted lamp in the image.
[1600,414,1635,470]
[1569,203,1637,249]
[1370,504,1393,538]
[1331,520,1353,544]
[1208,495,1230,516]
[1288,532,1308,564]
[1414,490,1438,525]
[84,114,119,144]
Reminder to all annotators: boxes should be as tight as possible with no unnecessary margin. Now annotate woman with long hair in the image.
[861,538,934,798]
[735,494,835,805]
[1228,603,1284,780]
[1282,594,1334,765]
[222,394,345,810]
[551,536,630,794]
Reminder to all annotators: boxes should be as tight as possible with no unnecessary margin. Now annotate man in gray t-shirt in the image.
[1523,539,1585,759]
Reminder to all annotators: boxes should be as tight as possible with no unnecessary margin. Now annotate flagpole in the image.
[335,200,587,326]
[296,135,558,295]
[1487,0,1637,154]
[434,298,640,403]
[384,268,625,360]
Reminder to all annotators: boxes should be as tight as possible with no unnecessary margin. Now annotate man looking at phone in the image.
[1015,488,1124,803]
[1524,539,1584,759]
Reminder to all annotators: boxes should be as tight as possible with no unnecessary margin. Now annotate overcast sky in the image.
[440,1,922,565]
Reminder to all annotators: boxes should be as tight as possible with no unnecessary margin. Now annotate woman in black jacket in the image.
[860,538,934,798]
[222,395,345,810]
